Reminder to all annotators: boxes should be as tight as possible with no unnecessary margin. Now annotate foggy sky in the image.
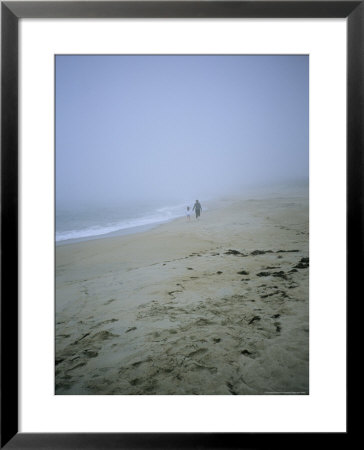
[56,55,308,208]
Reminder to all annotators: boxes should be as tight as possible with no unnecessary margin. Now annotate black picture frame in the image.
[1,1,356,448]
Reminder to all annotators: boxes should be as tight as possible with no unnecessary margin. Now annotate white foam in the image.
[55,203,188,242]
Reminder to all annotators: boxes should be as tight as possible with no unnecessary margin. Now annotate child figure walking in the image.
[186,206,191,221]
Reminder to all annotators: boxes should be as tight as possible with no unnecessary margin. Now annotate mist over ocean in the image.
[56,55,308,244]
[56,180,308,244]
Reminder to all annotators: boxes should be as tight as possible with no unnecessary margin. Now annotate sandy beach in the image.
[55,189,309,395]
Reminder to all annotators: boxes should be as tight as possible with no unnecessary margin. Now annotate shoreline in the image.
[56,202,208,247]
[56,190,309,395]
[56,219,173,246]
[56,184,308,247]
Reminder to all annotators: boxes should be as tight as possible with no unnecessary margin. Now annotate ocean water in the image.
[56,201,192,245]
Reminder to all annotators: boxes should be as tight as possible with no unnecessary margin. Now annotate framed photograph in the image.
[1,1,355,447]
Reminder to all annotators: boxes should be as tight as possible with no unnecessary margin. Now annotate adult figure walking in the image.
[192,200,202,219]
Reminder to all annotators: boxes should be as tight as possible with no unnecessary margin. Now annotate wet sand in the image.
[56,190,309,395]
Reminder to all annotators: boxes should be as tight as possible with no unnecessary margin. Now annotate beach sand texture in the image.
[56,193,309,395]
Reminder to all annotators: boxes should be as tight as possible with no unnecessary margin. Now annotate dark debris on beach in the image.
[224,249,247,256]
[293,257,309,269]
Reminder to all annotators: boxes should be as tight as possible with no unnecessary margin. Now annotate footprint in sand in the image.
[248,316,261,325]
[226,382,238,395]
[83,349,98,358]
[168,290,182,297]
[92,330,119,341]
[104,298,116,306]
[188,348,208,358]
[91,318,118,329]
[125,327,137,333]
[241,349,256,359]
[69,361,87,371]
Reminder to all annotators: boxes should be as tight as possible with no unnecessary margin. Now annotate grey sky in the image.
[56,55,308,208]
